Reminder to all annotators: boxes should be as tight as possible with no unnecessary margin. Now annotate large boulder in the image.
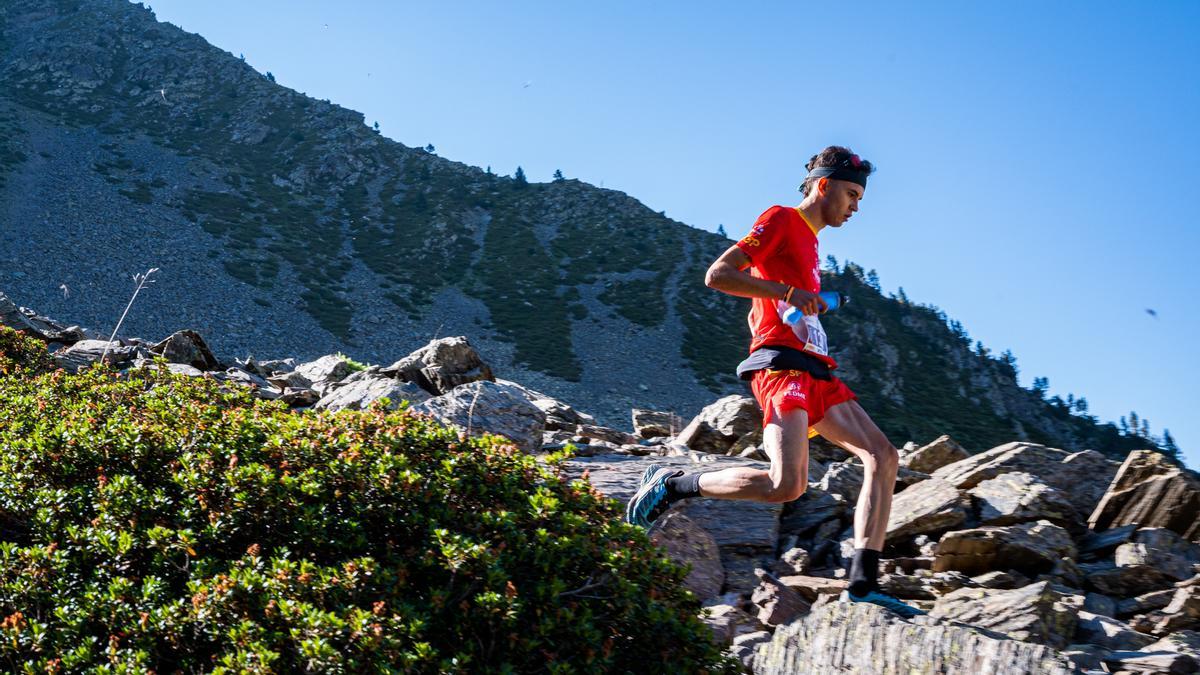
[150,330,220,371]
[1089,450,1200,542]
[884,478,971,546]
[932,520,1076,576]
[292,354,354,394]
[755,601,1076,674]
[631,408,684,439]
[968,472,1077,528]
[930,581,1079,648]
[751,569,811,627]
[381,336,494,395]
[1113,528,1200,582]
[496,379,594,431]
[675,395,760,454]
[1081,560,1177,597]
[53,339,143,371]
[1147,630,1200,664]
[648,512,724,603]
[902,434,969,474]
[0,292,91,343]
[1074,611,1156,651]
[314,375,431,412]
[817,461,930,503]
[932,443,1117,516]
[411,380,546,453]
[562,453,782,596]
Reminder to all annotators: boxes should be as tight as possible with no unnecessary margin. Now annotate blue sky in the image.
[144,1,1199,466]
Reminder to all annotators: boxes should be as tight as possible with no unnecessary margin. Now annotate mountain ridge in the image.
[0,0,1178,462]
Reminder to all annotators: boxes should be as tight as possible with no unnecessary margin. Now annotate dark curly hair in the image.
[800,146,876,196]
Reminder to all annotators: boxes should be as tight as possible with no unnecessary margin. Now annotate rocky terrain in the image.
[0,0,1179,462]
[5,294,1199,673]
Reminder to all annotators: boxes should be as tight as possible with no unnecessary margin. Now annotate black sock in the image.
[847,548,880,597]
[665,472,702,503]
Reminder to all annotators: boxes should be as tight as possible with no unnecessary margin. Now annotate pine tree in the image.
[825,255,839,272]
[553,169,564,181]
[265,71,276,83]
[1129,411,1140,435]
[373,121,380,132]
[717,224,727,238]
[1163,429,1180,457]
[897,287,909,304]
[1075,397,1089,414]
[1032,376,1049,396]
[1120,416,1129,434]
[425,144,436,154]
[514,166,527,185]
[866,269,881,291]
[486,166,492,175]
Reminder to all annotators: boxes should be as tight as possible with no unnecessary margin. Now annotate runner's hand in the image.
[787,288,828,316]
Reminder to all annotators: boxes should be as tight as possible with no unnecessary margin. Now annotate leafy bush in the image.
[0,329,734,673]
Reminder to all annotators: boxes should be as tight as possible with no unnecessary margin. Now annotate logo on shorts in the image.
[784,382,807,400]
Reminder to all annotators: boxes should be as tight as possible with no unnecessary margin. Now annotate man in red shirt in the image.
[626,146,924,618]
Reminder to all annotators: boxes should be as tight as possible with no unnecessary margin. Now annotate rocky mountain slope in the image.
[0,0,1175,462]
[5,295,1198,673]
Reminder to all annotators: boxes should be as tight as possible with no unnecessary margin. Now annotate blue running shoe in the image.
[843,589,927,619]
[625,464,680,528]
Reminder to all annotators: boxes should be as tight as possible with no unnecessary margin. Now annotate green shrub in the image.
[0,338,735,672]
[0,327,53,376]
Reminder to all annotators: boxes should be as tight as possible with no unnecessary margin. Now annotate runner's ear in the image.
[816,177,829,196]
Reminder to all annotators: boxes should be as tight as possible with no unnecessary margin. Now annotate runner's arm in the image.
[704,244,827,314]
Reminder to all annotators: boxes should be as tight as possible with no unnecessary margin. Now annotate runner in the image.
[625,145,924,618]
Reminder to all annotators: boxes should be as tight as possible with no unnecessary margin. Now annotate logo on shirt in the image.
[741,223,768,247]
[784,381,807,401]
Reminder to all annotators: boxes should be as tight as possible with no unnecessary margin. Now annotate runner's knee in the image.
[862,443,899,474]
[765,478,806,503]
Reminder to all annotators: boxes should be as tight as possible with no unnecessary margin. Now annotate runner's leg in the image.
[812,400,899,550]
[695,404,809,503]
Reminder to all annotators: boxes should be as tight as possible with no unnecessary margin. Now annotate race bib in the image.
[777,300,829,357]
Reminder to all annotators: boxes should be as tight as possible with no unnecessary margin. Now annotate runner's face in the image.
[821,179,864,228]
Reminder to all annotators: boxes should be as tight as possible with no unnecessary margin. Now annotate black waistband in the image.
[736,345,833,381]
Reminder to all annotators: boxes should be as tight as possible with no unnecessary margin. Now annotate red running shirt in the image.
[734,205,837,369]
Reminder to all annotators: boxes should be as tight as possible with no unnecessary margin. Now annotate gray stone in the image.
[884,477,971,546]
[1079,524,1139,560]
[1082,559,1177,597]
[575,423,639,447]
[1114,528,1200,582]
[1089,450,1200,542]
[756,600,1076,674]
[751,569,811,627]
[381,336,494,395]
[779,487,846,539]
[411,380,546,453]
[631,408,685,439]
[972,570,1030,590]
[675,395,760,454]
[497,379,594,431]
[1084,592,1118,618]
[54,339,140,371]
[1118,589,1178,618]
[930,581,1079,648]
[700,602,760,645]
[1147,631,1200,663]
[933,443,1118,517]
[149,329,220,370]
[0,292,92,343]
[1103,649,1199,674]
[933,521,1076,577]
[1074,611,1156,651]
[902,434,969,474]
[314,375,431,412]
[969,471,1077,528]
[293,354,353,393]
[648,511,724,603]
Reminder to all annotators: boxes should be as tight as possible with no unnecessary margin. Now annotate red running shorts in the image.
[750,368,857,431]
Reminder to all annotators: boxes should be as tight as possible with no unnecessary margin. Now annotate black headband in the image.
[803,166,869,189]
